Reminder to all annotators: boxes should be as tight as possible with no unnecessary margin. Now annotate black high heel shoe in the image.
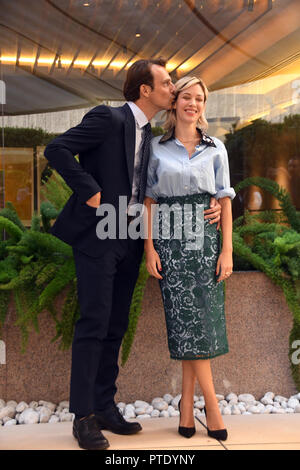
[178,399,196,438]
[203,406,228,441]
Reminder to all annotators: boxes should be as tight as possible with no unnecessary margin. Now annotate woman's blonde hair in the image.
[163,76,209,132]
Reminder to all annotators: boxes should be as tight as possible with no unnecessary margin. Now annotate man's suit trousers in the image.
[69,236,144,416]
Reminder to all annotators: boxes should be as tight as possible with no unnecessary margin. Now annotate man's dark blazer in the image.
[44,103,145,258]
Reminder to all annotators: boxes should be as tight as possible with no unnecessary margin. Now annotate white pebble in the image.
[151,409,160,418]
[261,396,274,406]
[285,408,295,413]
[0,406,15,420]
[247,406,260,414]
[16,401,28,413]
[171,395,181,409]
[237,403,246,413]
[163,394,173,404]
[274,395,287,403]
[29,401,38,409]
[19,408,39,424]
[226,393,238,402]
[231,405,241,415]
[38,401,56,413]
[194,401,204,409]
[219,400,228,407]
[49,415,60,424]
[60,412,73,422]
[124,410,136,419]
[117,402,126,411]
[271,407,285,414]
[222,406,232,415]
[261,405,273,414]
[134,400,149,409]
[152,399,168,411]
[159,410,169,418]
[6,400,17,409]
[125,404,135,412]
[228,397,238,405]
[39,406,52,423]
[238,394,256,404]
[135,407,147,415]
[287,398,299,409]
[59,401,69,409]
[136,414,151,419]
[4,419,17,426]
[263,392,275,400]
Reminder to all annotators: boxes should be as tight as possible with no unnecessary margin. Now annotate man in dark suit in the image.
[44,58,221,450]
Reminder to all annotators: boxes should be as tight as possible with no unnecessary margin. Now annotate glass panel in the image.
[36,146,49,213]
[0,147,34,225]
[206,70,300,218]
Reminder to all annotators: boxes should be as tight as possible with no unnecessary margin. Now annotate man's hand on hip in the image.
[86,192,101,208]
[204,197,221,230]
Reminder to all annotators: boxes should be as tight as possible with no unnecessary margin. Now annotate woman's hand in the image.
[145,246,163,280]
[216,250,233,282]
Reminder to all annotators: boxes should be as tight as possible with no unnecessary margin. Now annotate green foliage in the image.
[2,127,59,148]
[232,176,300,390]
[40,171,72,212]
[0,177,75,350]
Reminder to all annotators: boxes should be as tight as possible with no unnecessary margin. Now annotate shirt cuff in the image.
[214,188,236,200]
[144,188,157,201]
[78,183,103,203]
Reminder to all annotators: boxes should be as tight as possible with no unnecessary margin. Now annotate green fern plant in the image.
[232,176,300,390]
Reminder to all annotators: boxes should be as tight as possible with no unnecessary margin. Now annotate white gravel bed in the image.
[1,392,300,426]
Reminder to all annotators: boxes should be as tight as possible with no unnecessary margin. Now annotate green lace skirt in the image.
[153,192,229,360]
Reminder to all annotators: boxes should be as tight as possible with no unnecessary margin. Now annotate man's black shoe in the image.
[95,403,142,435]
[73,414,110,450]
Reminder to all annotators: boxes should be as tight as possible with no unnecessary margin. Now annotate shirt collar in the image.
[127,101,149,129]
[159,126,216,147]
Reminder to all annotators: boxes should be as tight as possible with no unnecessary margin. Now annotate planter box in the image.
[0,272,298,404]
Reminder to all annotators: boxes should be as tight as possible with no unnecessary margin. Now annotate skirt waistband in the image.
[157,192,211,206]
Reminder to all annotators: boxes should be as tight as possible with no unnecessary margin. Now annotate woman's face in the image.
[174,83,206,126]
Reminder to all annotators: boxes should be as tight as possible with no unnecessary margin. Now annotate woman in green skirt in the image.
[143,76,235,441]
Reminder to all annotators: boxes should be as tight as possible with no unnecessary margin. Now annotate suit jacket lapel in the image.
[122,103,136,189]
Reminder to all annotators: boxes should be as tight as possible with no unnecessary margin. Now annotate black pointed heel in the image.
[178,399,196,438]
[203,405,228,441]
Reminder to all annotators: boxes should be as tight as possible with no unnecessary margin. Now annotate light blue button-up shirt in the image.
[145,128,236,202]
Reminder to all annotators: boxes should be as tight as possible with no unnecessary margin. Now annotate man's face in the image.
[148,64,175,111]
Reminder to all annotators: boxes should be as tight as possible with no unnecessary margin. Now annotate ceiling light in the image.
[135,29,141,38]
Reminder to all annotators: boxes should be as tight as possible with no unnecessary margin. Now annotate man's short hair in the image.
[123,58,167,102]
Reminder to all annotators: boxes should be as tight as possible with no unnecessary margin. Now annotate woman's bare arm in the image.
[216,197,233,282]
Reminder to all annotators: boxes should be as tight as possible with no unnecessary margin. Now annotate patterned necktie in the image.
[137,122,152,205]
